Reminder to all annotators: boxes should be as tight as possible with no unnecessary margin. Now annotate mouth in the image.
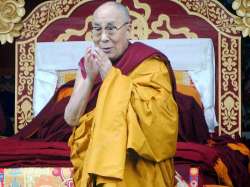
[101,47,112,53]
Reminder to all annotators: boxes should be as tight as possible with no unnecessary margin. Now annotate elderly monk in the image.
[65,1,178,187]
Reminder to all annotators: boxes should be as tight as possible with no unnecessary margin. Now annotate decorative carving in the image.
[17,42,34,95]
[220,35,240,136]
[129,0,152,39]
[232,0,250,37]
[16,41,34,132]
[56,0,153,41]
[221,92,240,134]
[173,0,241,136]
[57,0,198,41]
[151,14,198,38]
[16,96,32,131]
[129,9,151,39]
[55,15,93,42]
[20,0,92,40]
[221,37,238,92]
[0,0,25,44]
[178,0,238,35]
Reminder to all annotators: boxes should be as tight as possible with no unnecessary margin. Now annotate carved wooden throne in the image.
[15,0,242,137]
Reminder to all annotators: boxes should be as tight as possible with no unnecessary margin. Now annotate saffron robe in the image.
[69,53,179,186]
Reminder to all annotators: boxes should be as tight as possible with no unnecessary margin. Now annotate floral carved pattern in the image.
[17,42,35,95]
[221,37,238,92]
[220,35,240,136]
[16,96,32,131]
[178,0,238,35]
[16,41,35,132]
[0,0,25,44]
[221,93,240,135]
[232,0,250,37]
[20,0,91,40]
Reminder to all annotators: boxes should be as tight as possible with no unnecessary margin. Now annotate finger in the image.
[94,56,104,69]
[91,55,101,68]
[87,46,92,52]
[93,58,100,68]
[89,55,96,65]
[95,48,105,59]
[85,47,93,57]
[90,50,98,60]
[85,47,92,56]
[85,51,92,62]
[95,47,106,58]
[92,48,105,60]
[94,51,102,62]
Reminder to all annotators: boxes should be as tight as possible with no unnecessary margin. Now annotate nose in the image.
[100,30,109,42]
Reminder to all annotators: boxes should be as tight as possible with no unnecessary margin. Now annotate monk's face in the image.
[92,5,130,61]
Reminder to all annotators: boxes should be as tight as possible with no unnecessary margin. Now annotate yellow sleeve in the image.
[127,58,178,162]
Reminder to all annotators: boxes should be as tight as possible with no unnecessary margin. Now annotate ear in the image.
[126,23,132,39]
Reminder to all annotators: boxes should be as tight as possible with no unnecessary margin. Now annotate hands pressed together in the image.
[83,46,112,82]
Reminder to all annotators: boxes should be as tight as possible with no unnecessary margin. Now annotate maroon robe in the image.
[0,83,73,167]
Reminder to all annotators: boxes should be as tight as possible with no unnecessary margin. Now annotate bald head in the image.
[91,1,131,61]
[93,1,130,23]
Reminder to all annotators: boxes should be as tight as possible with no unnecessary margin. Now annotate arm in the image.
[64,48,99,127]
[64,69,93,126]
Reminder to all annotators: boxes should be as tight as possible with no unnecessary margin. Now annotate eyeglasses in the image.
[91,22,129,38]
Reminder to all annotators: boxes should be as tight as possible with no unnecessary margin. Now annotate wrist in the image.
[84,75,95,88]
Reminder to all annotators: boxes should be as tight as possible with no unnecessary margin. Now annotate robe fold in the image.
[69,42,178,187]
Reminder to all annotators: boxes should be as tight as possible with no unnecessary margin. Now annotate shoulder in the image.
[129,56,168,76]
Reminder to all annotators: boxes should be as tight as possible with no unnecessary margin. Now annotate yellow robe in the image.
[68,57,178,187]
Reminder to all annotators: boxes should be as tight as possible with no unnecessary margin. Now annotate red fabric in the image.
[175,138,250,187]
[0,83,73,167]
[176,93,209,143]
[175,142,218,166]
[12,82,73,141]
[210,135,250,187]
[175,142,219,186]
[0,139,71,167]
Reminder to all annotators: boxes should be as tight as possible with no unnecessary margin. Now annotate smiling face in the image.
[92,2,131,61]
